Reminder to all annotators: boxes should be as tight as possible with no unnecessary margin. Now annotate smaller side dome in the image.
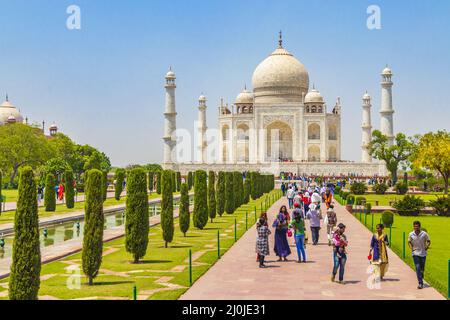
[199,94,206,102]
[235,88,254,105]
[304,88,324,104]
[363,91,371,100]
[165,68,176,79]
[382,66,392,75]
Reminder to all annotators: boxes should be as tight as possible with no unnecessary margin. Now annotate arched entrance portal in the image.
[266,121,293,162]
[308,145,320,162]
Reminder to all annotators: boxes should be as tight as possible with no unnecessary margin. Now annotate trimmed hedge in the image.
[64,170,75,209]
[44,173,56,212]
[350,182,367,195]
[179,183,190,236]
[114,169,126,200]
[208,171,216,223]
[395,182,408,195]
[176,171,181,192]
[225,172,234,214]
[156,171,162,194]
[193,170,208,229]
[233,172,241,209]
[101,170,108,201]
[382,211,394,227]
[9,166,41,300]
[161,170,174,247]
[243,176,251,204]
[82,169,104,286]
[187,172,193,190]
[125,168,149,263]
[346,194,355,205]
[373,183,388,195]
[355,196,366,205]
[216,171,225,217]
[148,171,154,192]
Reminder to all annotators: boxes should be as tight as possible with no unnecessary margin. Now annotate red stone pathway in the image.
[180,197,444,300]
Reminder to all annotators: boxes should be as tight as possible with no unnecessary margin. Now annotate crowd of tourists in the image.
[255,180,431,290]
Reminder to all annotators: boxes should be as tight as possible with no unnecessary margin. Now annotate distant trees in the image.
[125,168,149,263]
[44,173,56,212]
[161,170,174,247]
[193,170,208,229]
[114,169,126,200]
[9,166,41,300]
[208,171,216,223]
[156,171,162,195]
[64,170,75,209]
[216,171,225,217]
[82,169,104,285]
[179,183,190,237]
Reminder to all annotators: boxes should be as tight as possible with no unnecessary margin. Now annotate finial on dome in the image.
[244,84,247,90]
[278,30,283,48]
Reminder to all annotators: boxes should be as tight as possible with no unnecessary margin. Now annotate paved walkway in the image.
[180,197,444,300]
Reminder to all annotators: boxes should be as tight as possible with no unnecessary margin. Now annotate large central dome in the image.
[252,43,309,104]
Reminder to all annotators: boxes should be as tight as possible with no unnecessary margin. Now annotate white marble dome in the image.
[235,88,254,104]
[252,46,309,103]
[382,66,392,75]
[304,88,324,104]
[0,98,24,125]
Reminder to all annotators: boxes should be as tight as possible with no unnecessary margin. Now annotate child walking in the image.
[256,217,271,268]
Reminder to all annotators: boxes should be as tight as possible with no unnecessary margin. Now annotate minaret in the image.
[163,68,177,165]
[361,91,372,163]
[197,94,207,163]
[380,66,395,145]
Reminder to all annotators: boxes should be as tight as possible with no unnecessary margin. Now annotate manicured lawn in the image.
[0,192,173,226]
[0,189,19,203]
[354,212,449,298]
[0,190,281,300]
[353,193,443,206]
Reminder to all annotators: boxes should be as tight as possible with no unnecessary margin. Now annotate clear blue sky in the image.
[1,0,449,166]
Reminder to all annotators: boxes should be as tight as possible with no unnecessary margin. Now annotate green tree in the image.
[369,130,415,185]
[193,170,208,229]
[156,171,162,194]
[188,172,193,190]
[82,169,104,285]
[0,170,2,215]
[101,170,108,201]
[8,166,41,300]
[233,172,241,209]
[125,168,149,263]
[179,183,190,236]
[64,169,75,209]
[44,173,56,212]
[413,130,450,194]
[0,123,53,186]
[243,176,251,204]
[176,171,181,192]
[216,171,225,217]
[114,169,125,200]
[208,171,216,223]
[148,171,154,192]
[161,170,174,247]
[171,171,177,193]
[225,172,234,214]
[43,158,70,182]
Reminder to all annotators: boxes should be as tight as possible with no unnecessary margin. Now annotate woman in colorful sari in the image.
[369,224,389,280]
[273,205,291,261]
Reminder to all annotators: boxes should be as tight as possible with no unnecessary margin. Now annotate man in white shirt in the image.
[286,187,295,209]
[408,221,431,289]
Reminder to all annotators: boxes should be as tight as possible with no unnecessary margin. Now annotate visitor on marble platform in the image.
[273,206,291,261]
[256,217,271,268]
[289,205,306,263]
[408,221,431,289]
[324,206,337,246]
[286,186,295,209]
[306,203,322,245]
[369,224,389,280]
[331,223,348,284]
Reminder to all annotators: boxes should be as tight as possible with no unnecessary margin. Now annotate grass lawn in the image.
[354,212,449,298]
[353,193,443,206]
[0,190,281,300]
[0,192,175,226]
[0,190,19,203]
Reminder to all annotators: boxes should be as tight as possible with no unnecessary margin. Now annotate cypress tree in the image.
[171,171,177,193]
[0,170,2,215]
[125,168,149,263]
[82,169,104,285]
[243,176,250,204]
[193,170,208,229]
[233,172,242,208]
[216,171,225,217]
[176,171,181,192]
[9,166,40,300]
[208,171,216,223]
[225,172,234,214]
[161,170,174,247]
[114,169,125,200]
[101,170,108,201]
[65,170,75,209]
[44,173,56,212]
[148,171,154,192]
[179,183,190,237]
[156,171,162,195]
[187,172,193,190]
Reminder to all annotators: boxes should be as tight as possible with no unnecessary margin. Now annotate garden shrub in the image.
[179,183,190,236]
[225,172,234,214]
[355,196,367,205]
[373,183,388,195]
[346,194,355,205]
[161,170,174,246]
[334,186,341,194]
[395,181,408,195]
[64,170,75,209]
[208,171,216,223]
[44,173,56,212]
[365,202,372,214]
[382,211,394,227]
[428,196,450,217]
[393,195,425,216]
[216,171,225,217]
[350,182,367,195]
[114,169,125,200]
[193,170,208,229]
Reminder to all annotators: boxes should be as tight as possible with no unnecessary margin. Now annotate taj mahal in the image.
[162,33,395,176]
